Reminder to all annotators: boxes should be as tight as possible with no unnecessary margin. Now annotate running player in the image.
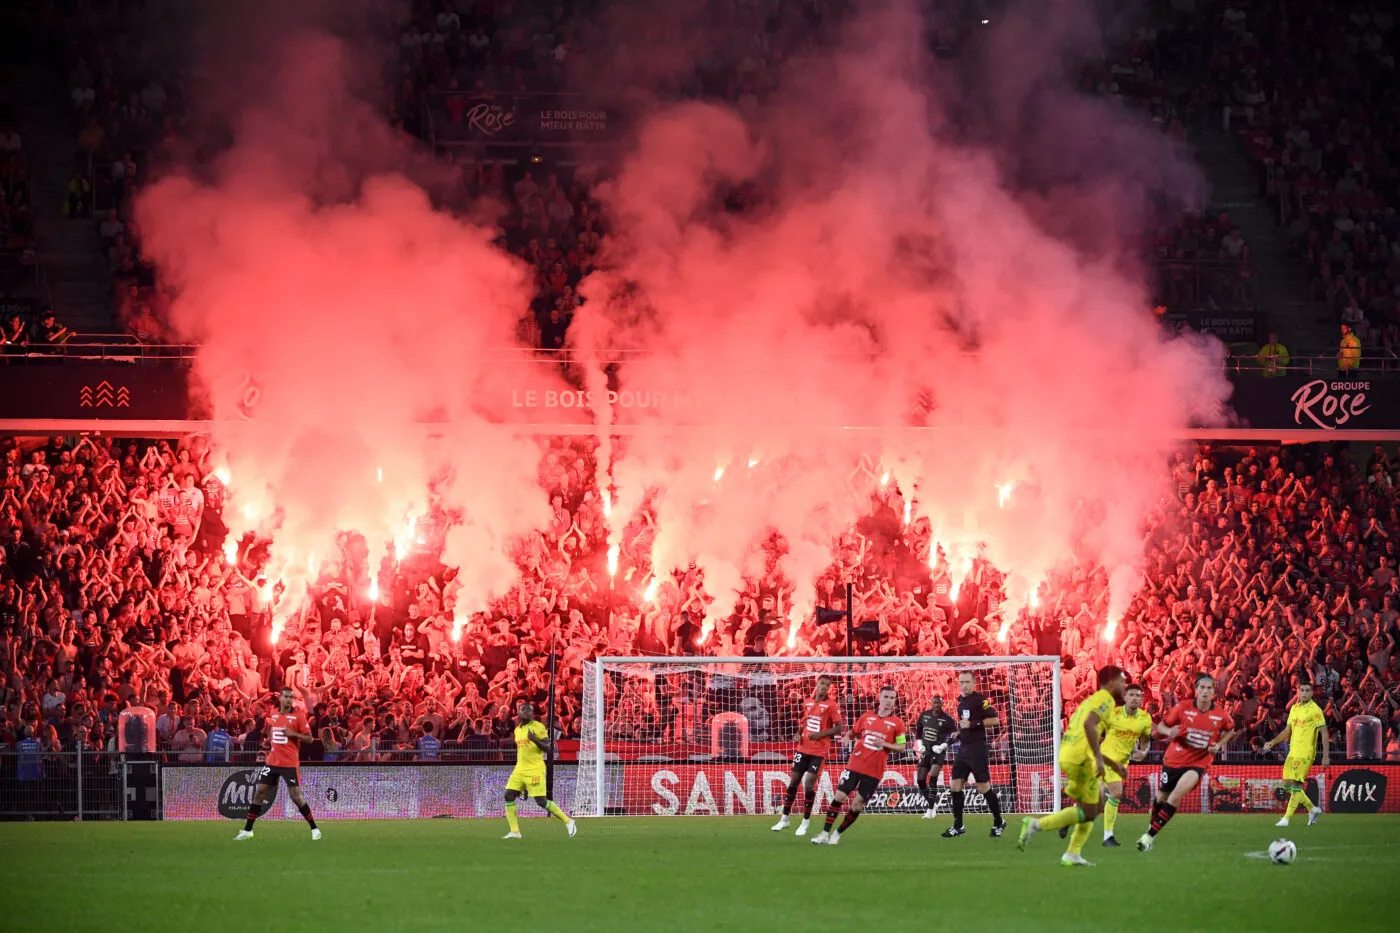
[235,686,321,841]
[1018,665,1126,866]
[1137,673,1237,851]
[772,674,841,836]
[914,695,957,819]
[503,701,577,839]
[1262,681,1329,827]
[1099,683,1152,846]
[812,685,907,846]
[942,671,1007,838]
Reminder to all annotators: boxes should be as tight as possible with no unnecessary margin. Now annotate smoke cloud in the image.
[135,0,1230,643]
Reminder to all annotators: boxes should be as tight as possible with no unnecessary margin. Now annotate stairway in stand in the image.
[11,59,115,336]
[1189,124,1333,354]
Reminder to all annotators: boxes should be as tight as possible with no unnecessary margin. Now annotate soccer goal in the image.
[576,656,1062,818]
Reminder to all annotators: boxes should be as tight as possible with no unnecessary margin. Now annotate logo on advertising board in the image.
[217,769,277,819]
[1330,768,1386,814]
[1290,379,1371,430]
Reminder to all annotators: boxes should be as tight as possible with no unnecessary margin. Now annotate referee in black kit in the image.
[941,670,1008,838]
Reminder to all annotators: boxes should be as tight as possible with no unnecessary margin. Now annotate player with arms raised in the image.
[1018,665,1125,866]
[812,685,907,846]
[772,674,841,836]
[503,701,577,839]
[235,686,321,841]
[1262,680,1329,827]
[1098,683,1153,846]
[914,695,957,819]
[1137,673,1237,851]
[942,671,1007,838]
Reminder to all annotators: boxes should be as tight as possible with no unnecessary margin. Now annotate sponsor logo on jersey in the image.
[216,768,278,819]
[1330,768,1386,814]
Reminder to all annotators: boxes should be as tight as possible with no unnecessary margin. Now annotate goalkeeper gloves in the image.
[932,743,948,755]
[915,741,926,756]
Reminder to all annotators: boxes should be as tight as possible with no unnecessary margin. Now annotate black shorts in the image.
[255,765,300,788]
[918,750,947,772]
[790,753,825,777]
[1159,765,1206,797]
[951,745,990,783]
[837,769,881,800]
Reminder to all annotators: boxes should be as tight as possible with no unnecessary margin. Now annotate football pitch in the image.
[2,815,1398,932]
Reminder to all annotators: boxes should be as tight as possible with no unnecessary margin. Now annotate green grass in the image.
[2,815,1398,932]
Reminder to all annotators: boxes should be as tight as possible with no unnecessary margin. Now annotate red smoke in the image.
[134,2,1230,640]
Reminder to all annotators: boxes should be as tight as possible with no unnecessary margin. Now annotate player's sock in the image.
[505,802,521,835]
[298,802,318,830]
[243,802,264,833]
[1036,805,1084,832]
[1067,820,1093,855]
[1147,801,1176,837]
[823,804,841,833]
[917,779,933,809]
[783,782,800,817]
[951,790,965,828]
[837,812,859,834]
[985,788,1003,824]
[802,794,816,819]
[1148,799,1162,825]
[1103,797,1119,837]
[545,800,570,823]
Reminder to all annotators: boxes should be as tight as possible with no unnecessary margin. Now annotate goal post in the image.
[577,656,1062,818]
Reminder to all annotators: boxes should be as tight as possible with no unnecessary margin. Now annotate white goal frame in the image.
[580,655,1063,818]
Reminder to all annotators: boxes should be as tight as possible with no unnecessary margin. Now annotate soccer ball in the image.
[1268,839,1297,865]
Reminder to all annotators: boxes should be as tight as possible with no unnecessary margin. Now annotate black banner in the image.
[0,363,196,421]
[1226,373,1400,432]
[4,360,1400,436]
[429,92,627,147]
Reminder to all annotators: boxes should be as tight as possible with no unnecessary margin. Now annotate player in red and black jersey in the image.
[1137,673,1237,852]
[234,687,321,841]
[812,685,907,846]
[773,674,842,836]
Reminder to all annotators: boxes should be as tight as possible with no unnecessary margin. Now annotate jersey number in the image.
[271,727,288,745]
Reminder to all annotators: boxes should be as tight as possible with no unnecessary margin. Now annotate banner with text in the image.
[1077,763,1399,814]
[7,360,1400,436]
[1227,373,1400,433]
[162,763,589,820]
[615,763,1052,816]
[429,92,628,147]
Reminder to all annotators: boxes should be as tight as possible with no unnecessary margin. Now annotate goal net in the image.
[576,656,1061,818]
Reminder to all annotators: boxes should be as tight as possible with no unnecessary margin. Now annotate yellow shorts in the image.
[1104,763,1126,786]
[1282,757,1313,785]
[506,769,548,797]
[1061,754,1101,805]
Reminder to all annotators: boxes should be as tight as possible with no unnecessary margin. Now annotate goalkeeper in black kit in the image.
[942,671,1008,838]
[914,696,958,819]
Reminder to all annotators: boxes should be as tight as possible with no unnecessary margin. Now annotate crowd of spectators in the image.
[2,433,1399,780]
[51,0,1271,350]
[1206,0,1400,357]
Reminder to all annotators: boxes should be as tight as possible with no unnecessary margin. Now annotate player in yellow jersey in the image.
[503,701,577,839]
[1099,684,1152,846]
[1018,665,1126,867]
[1261,681,1329,828]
